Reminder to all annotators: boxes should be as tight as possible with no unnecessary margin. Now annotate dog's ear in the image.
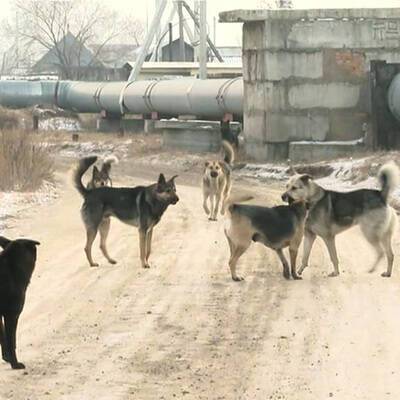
[169,175,178,182]
[0,236,12,250]
[157,173,166,186]
[300,174,312,184]
[92,165,100,178]
[205,161,210,167]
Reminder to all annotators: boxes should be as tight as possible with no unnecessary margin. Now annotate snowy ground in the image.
[0,181,58,231]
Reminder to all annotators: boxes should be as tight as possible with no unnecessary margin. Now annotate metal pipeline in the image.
[388,73,400,123]
[0,78,243,120]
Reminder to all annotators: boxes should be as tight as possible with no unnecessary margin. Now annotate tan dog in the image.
[202,140,235,221]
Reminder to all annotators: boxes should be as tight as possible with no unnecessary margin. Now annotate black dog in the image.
[0,236,40,369]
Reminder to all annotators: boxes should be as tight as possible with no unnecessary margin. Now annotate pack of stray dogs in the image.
[1,138,399,370]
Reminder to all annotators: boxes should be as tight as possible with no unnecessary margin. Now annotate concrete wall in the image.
[221,8,400,161]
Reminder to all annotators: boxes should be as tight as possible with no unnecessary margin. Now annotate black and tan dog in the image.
[74,156,179,268]
[282,162,399,277]
[0,236,40,369]
[224,196,307,281]
[86,155,118,190]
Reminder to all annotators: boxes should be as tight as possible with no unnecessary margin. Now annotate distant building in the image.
[31,32,103,77]
[215,47,242,64]
[91,43,140,68]
[161,39,194,62]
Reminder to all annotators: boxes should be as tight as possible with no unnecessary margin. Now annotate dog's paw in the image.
[283,269,291,280]
[90,263,99,267]
[292,273,302,280]
[109,259,117,265]
[232,275,244,282]
[208,217,218,222]
[142,264,151,269]
[11,362,25,370]
[328,272,339,277]
[381,272,391,278]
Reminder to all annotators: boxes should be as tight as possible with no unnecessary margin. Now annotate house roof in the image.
[32,32,103,72]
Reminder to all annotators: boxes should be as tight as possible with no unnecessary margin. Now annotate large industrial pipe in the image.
[388,73,400,122]
[0,78,243,120]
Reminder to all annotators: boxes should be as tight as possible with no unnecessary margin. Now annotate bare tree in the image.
[5,0,144,79]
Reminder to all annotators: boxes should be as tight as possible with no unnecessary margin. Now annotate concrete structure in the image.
[159,120,241,153]
[220,8,400,161]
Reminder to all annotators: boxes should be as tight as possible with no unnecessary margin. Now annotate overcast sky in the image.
[2,0,400,46]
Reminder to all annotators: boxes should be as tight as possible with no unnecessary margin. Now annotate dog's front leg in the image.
[209,195,216,221]
[213,193,222,220]
[202,187,210,216]
[322,236,340,277]
[4,314,24,369]
[298,230,316,275]
[139,229,150,268]
[289,248,302,280]
[276,249,291,280]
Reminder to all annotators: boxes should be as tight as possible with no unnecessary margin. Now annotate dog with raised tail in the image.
[74,156,179,268]
[282,162,399,277]
[202,140,235,221]
[87,155,119,190]
[224,194,307,281]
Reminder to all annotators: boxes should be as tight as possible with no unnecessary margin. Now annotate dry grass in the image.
[0,130,54,191]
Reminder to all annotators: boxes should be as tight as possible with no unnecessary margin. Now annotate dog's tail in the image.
[103,155,119,171]
[378,162,400,203]
[222,140,235,165]
[224,194,254,215]
[73,156,98,196]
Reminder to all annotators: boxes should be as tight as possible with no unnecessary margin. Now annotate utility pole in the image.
[177,1,185,61]
[199,0,207,79]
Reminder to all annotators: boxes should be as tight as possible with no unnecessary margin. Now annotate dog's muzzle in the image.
[210,171,218,178]
[171,195,179,204]
[281,192,294,204]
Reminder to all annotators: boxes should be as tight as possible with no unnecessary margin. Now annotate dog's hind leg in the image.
[4,314,24,369]
[322,235,340,277]
[99,218,117,265]
[139,229,150,268]
[276,249,291,280]
[145,228,153,263]
[381,233,394,278]
[298,229,316,275]
[84,227,99,267]
[0,317,10,363]
[227,240,250,281]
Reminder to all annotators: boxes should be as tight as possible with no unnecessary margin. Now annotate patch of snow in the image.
[39,117,81,131]
[0,181,58,231]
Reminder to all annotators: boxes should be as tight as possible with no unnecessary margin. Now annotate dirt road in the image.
[1,165,400,400]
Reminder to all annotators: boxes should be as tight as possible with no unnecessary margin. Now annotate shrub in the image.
[0,130,54,191]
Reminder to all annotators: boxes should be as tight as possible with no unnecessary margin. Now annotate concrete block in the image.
[266,113,329,142]
[246,141,289,162]
[263,19,289,49]
[288,83,360,109]
[287,20,400,49]
[97,118,121,133]
[144,119,157,134]
[121,119,144,133]
[243,49,265,82]
[243,21,265,50]
[265,51,323,80]
[328,112,368,141]
[323,49,367,81]
[289,141,365,163]
[365,50,400,69]
[243,111,266,141]
[162,128,221,153]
